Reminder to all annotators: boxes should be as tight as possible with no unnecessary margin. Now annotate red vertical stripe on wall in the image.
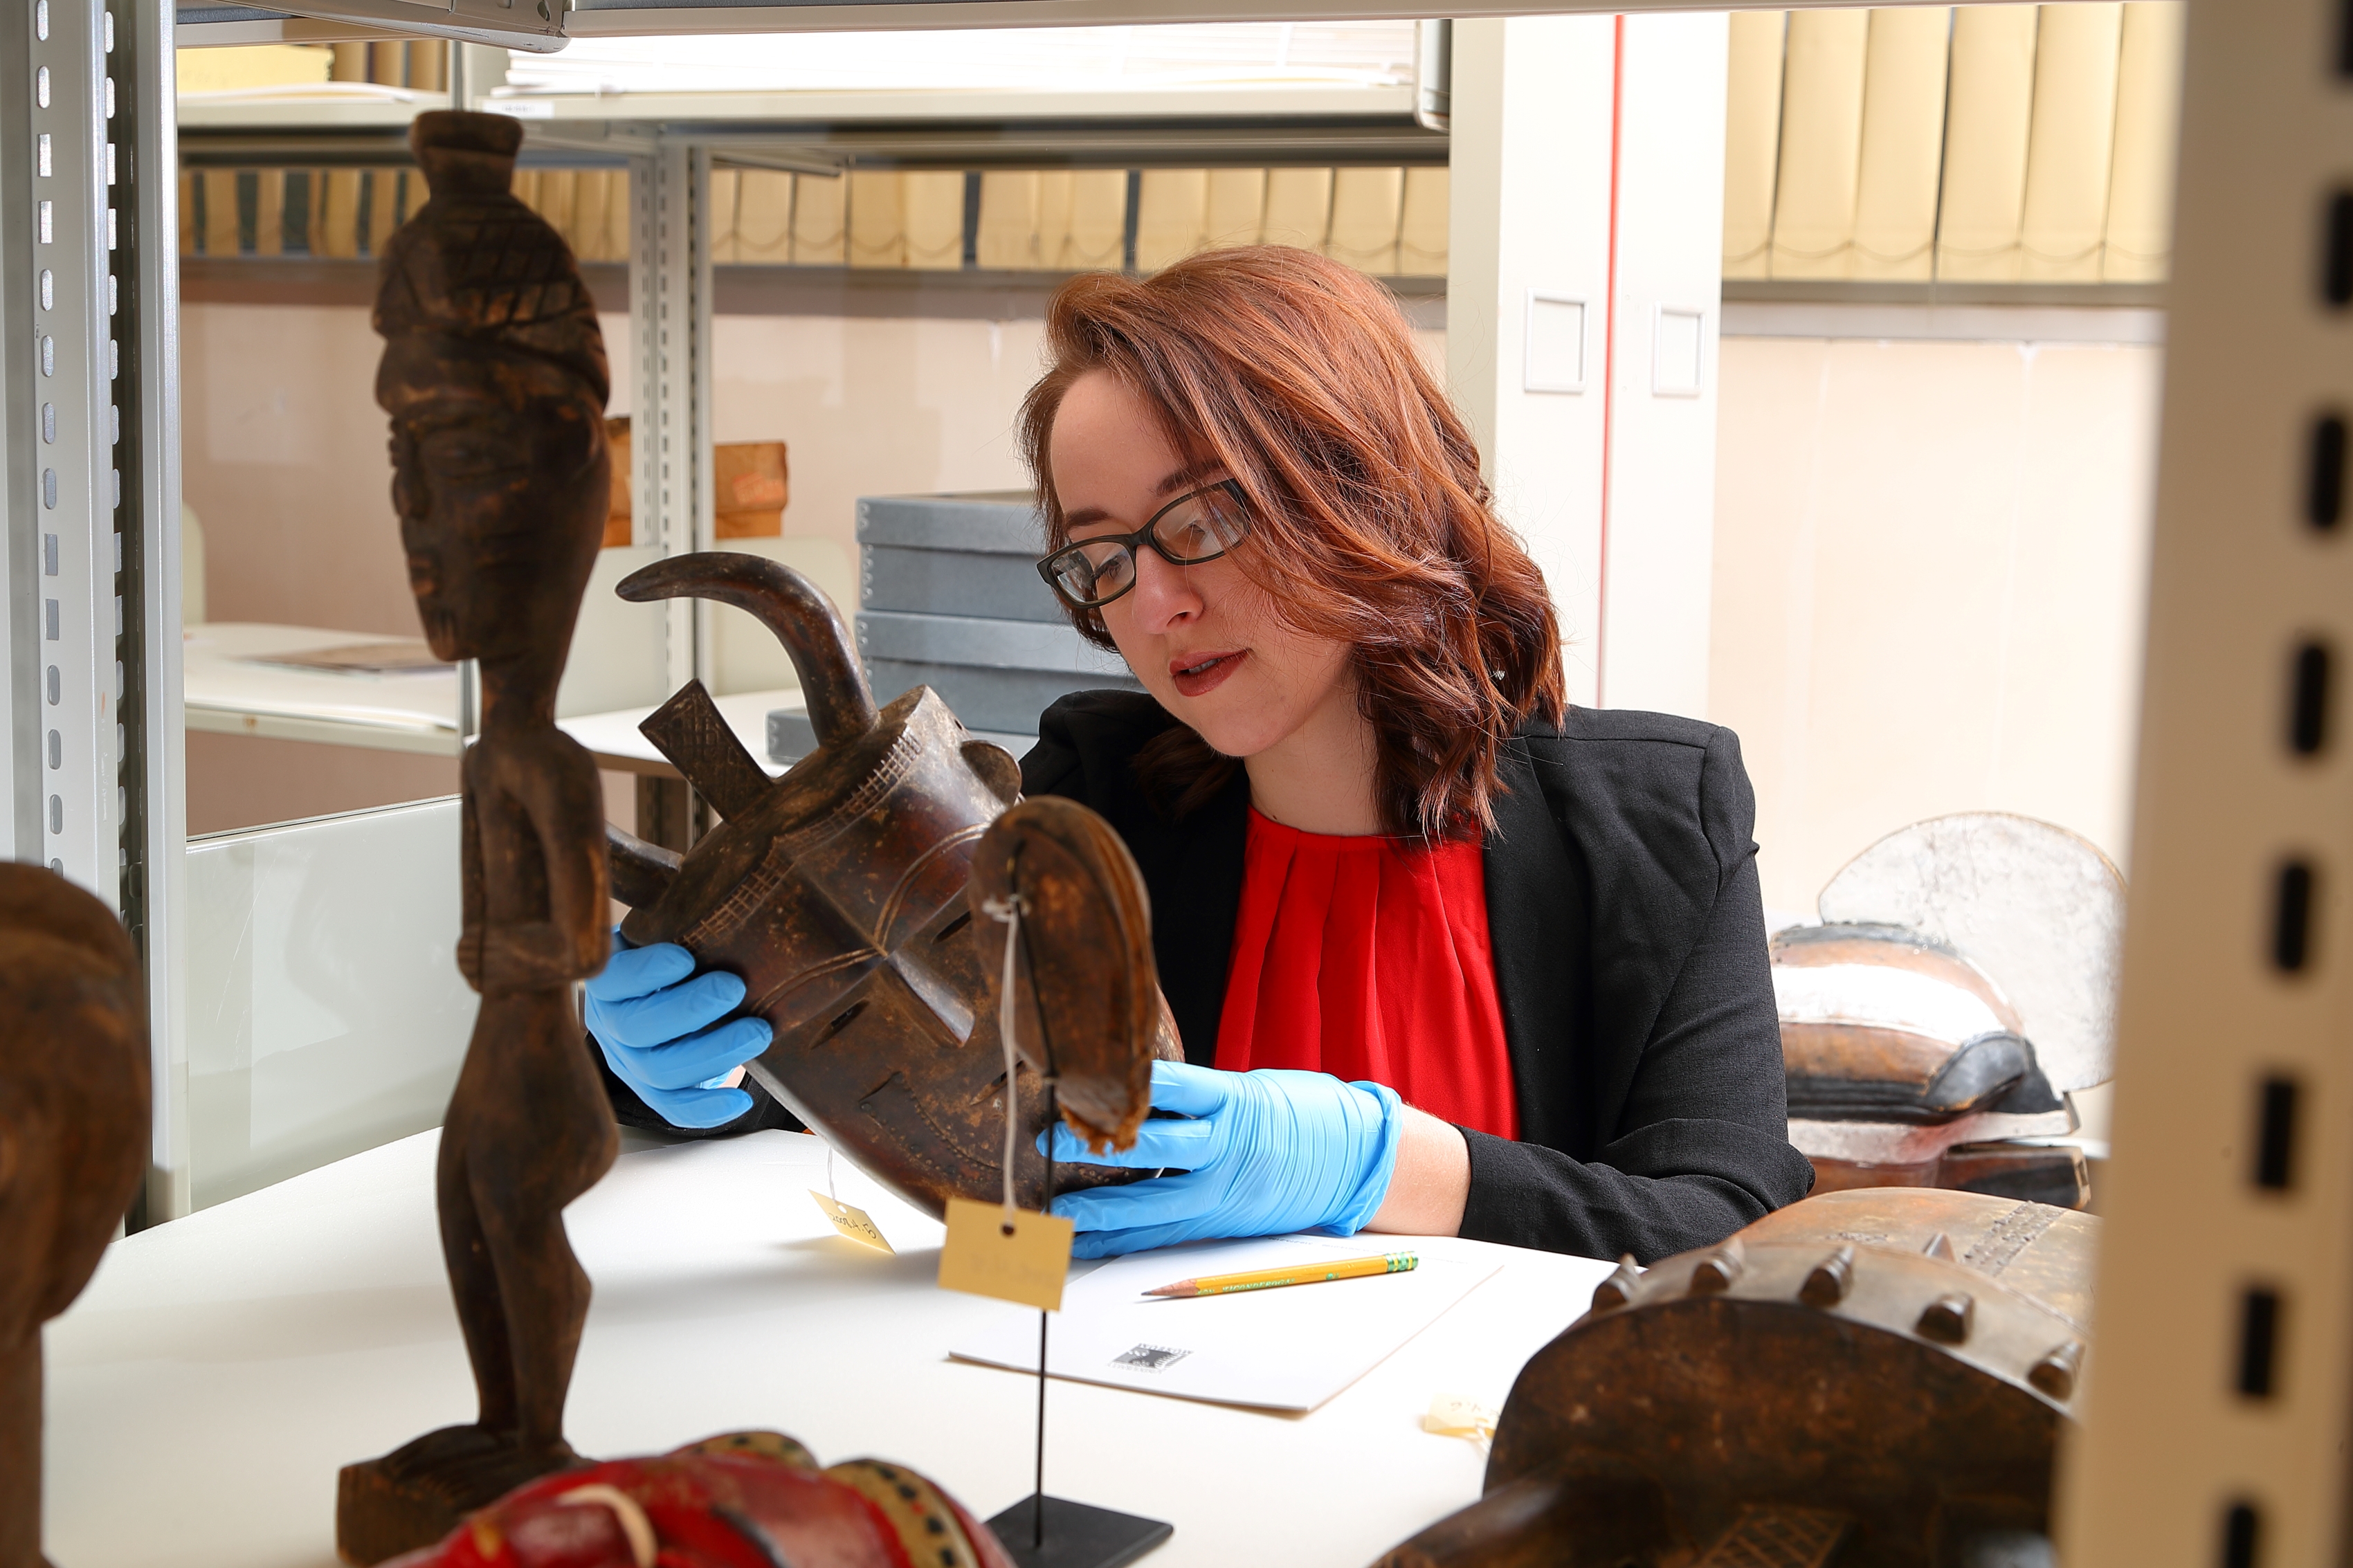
[1595,14,1626,707]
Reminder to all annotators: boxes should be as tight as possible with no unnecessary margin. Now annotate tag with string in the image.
[1422,1394,1498,1454]
[938,891,1075,1313]
[810,1140,893,1253]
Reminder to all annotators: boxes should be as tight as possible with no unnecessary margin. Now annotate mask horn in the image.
[606,823,681,908]
[617,553,879,750]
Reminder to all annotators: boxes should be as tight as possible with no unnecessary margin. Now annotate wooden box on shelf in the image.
[603,417,787,545]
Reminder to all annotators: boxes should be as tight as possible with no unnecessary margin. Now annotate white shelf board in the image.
[494,81,1417,121]
[176,90,451,129]
[175,81,1422,138]
[558,0,1647,35]
[183,621,461,758]
[178,12,430,46]
[183,704,460,755]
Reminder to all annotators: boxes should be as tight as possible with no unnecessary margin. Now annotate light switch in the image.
[1524,292,1586,394]
[1653,307,1705,396]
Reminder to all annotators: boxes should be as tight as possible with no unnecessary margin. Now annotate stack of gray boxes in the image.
[767,490,1143,765]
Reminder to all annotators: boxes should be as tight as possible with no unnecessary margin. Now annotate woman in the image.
[587,246,1811,1262]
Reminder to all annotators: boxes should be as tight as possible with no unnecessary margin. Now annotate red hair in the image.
[1017,245,1565,841]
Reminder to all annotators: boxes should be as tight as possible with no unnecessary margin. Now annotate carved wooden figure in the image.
[340,109,617,1567]
[0,868,148,1568]
[605,552,1173,1217]
[1378,1188,2096,1568]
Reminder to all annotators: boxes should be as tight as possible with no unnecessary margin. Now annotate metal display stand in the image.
[987,1496,1172,1568]
[980,894,1171,1568]
[981,1079,1172,1568]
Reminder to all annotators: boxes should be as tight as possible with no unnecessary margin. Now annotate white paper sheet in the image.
[947,1234,1503,1412]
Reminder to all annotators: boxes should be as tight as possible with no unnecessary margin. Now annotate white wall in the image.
[1601,13,1729,718]
[184,299,1443,711]
[179,302,1054,641]
[707,316,1048,544]
[180,301,1048,825]
[1710,332,2160,916]
[1448,15,1617,706]
[183,301,421,639]
[1448,12,1728,716]
[703,315,1047,695]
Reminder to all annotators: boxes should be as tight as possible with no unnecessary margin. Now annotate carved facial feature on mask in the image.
[372,111,610,675]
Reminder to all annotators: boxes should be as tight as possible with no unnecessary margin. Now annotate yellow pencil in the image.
[1143,1251,1419,1297]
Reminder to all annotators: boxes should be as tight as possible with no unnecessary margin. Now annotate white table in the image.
[43,1130,1609,1568]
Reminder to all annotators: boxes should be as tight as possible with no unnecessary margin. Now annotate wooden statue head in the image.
[0,866,147,1350]
[372,110,610,686]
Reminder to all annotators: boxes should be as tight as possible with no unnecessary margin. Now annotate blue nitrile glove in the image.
[583,931,773,1130]
[1037,1059,1403,1259]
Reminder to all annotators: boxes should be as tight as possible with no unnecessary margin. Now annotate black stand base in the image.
[984,1495,1172,1568]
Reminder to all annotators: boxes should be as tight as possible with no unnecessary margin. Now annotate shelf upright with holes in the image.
[2060,0,2353,1562]
[5,0,188,1221]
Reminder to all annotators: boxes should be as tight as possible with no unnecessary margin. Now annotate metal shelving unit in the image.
[30,0,2353,1556]
[6,0,188,1221]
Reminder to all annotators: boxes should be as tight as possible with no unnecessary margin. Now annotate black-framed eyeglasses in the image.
[1036,479,1253,610]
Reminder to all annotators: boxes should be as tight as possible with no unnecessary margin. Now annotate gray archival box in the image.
[767,490,1144,763]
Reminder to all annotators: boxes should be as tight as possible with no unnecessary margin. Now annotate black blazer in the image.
[1019,689,1815,1264]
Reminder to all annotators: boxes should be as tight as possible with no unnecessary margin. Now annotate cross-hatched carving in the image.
[1963,1200,2060,1275]
[1696,1505,1850,1568]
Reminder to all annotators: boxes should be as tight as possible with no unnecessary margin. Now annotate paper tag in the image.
[1423,1394,1498,1452]
[937,1197,1074,1312]
[810,1191,893,1253]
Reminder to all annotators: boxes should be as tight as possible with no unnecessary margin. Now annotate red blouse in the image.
[1212,808,1520,1139]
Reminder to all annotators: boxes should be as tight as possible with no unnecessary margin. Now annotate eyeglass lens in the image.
[1047,486,1251,607]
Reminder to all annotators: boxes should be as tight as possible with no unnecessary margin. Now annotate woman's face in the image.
[1049,370,1356,761]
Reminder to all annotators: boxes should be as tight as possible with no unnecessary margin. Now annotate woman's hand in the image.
[583,932,773,1129]
[1037,1060,1403,1259]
